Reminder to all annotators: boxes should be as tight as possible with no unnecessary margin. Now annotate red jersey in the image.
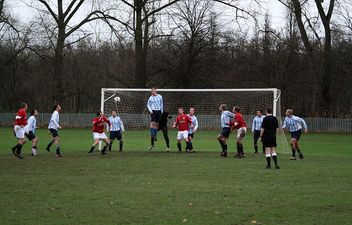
[232,112,247,129]
[15,108,27,126]
[92,116,111,133]
[175,113,192,131]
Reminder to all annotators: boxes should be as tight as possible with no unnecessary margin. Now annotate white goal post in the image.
[100,88,288,153]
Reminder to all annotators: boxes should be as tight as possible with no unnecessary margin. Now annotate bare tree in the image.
[279,0,336,116]
[34,0,111,103]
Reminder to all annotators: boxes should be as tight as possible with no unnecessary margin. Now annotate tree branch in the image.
[38,0,59,24]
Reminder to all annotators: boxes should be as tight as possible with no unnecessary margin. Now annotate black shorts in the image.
[25,131,36,141]
[49,129,59,138]
[188,133,194,139]
[253,130,261,140]
[151,110,162,123]
[262,134,277,147]
[291,129,302,140]
[110,130,122,141]
[220,127,231,138]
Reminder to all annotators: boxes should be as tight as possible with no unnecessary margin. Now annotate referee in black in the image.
[260,108,280,169]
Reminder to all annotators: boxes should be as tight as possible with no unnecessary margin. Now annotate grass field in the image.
[0,128,351,225]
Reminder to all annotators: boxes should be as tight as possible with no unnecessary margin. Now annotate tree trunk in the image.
[134,0,146,87]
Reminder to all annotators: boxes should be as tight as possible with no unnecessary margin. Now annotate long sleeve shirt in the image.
[282,115,308,132]
[108,116,125,132]
[48,111,60,130]
[147,94,163,113]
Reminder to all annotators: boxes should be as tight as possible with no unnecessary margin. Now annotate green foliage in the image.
[0,128,351,225]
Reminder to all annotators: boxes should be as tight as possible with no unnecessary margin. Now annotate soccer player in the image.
[282,108,308,160]
[147,87,163,151]
[172,107,192,152]
[89,111,111,155]
[46,104,62,157]
[25,109,39,156]
[217,104,235,157]
[252,110,265,154]
[108,110,124,152]
[11,102,28,159]
[260,108,280,169]
[232,106,247,158]
[158,111,172,151]
[187,107,198,152]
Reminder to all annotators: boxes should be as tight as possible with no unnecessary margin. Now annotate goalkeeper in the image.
[158,111,172,151]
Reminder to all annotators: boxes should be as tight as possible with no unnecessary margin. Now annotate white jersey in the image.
[188,114,198,134]
[147,94,163,113]
[48,111,60,130]
[108,116,124,132]
[25,115,37,133]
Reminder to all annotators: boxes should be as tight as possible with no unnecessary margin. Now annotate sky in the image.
[6,0,289,38]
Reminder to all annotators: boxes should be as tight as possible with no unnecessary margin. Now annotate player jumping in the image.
[147,87,163,151]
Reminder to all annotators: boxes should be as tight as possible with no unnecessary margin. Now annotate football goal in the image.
[101,88,289,153]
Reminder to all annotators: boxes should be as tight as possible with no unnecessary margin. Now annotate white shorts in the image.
[93,132,107,140]
[14,125,25,139]
[237,127,247,138]
[177,130,189,140]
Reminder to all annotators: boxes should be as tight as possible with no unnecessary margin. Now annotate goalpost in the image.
[100,88,289,153]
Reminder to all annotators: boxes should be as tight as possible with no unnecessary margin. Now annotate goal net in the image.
[101,88,289,154]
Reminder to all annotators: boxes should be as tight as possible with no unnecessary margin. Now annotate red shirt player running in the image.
[12,102,28,159]
[89,111,111,155]
[173,107,193,153]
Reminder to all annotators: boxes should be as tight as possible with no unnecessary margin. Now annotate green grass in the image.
[0,128,351,225]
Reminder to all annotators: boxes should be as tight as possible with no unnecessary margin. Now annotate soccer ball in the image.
[114,96,121,103]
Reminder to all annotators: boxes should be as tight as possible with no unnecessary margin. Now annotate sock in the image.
[177,143,181,151]
[236,143,241,154]
[17,144,23,155]
[239,143,244,154]
[186,142,191,151]
[266,154,271,167]
[189,142,193,150]
[151,137,154,146]
[13,144,20,152]
[32,146,37,155]
[254,145,258,152]
[109,141,113,150]
[166,137,170,148]
[218,140,225,151]
[47,140,54,149]
[89,146,95,153]
[297,149,302,154]
[119,140,123,151]
[56,145,61,155]
[292,148,296,157]
[272,153,278,165]
[102,144,108,153]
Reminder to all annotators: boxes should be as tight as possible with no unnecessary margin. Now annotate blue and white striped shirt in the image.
[108,116,124,132]
[282,115,307,132]
[221,111,235,128]
[252,115,265,132]
[188,114,198,134]
[147,94,163,113]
